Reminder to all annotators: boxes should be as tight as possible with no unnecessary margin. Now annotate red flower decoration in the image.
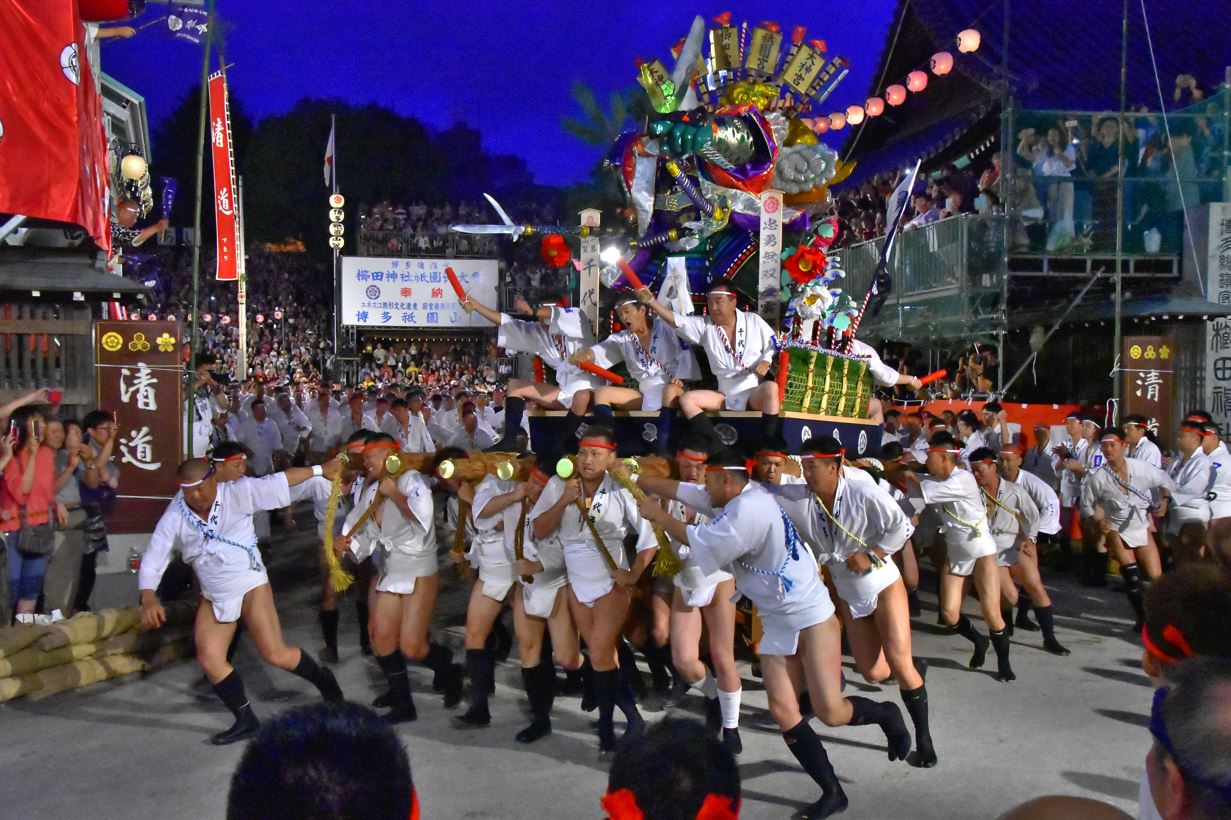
[540,233,572,268]
[783,245,827,284]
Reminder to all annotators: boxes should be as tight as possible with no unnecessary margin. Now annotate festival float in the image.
[453,12,963,457]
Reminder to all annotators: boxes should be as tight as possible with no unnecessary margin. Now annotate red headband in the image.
[1141,623,1196,665]
[928,447,961,454]
[755,451,789,460]
[363,441,398,452]
[676,450,708,463]
[1179,423,1206,435]
[1101,434,1125,444]
[971,457,997,464]
[210,454,246,463]
[706,465,748,473]
[530,466,550,484]
[800,451,844,460]
[578,438,615,450]
[601,788,740,820]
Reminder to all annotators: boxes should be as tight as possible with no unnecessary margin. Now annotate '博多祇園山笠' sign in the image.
[95,321,183,534]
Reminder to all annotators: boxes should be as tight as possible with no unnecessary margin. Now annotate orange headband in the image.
[676,450,708,463]
[210,454,246,463]
[755,451,789,460]
[1101,434,1125,443]
[601,788,739,820]
[928,447,961,454]
[1141,623,1196,665]
[578,438,615,450]
[1179,423,1206,435]
[800,451,844,460]
[363,441,398,452]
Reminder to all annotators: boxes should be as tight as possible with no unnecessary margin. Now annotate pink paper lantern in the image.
[845,104,865,125]
[221,315,232,325]
[147,314,158,321]
[906,71,929,93]
[256,314,265,324]
[828,111,847,130]
[810,116,831,134]
[886,84,907,106]
[203,313,213,322]
[930,51,954,76]
[865,97,885,117]
[956,29,981,53]
[165,314,176,322]
[274,310,283,320]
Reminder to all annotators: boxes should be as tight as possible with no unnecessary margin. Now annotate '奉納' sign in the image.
[340,257,498,328]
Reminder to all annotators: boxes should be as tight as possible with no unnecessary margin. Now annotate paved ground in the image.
[1,513,1153,819]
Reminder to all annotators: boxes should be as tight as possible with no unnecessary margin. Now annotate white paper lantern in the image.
[956,29,981,53]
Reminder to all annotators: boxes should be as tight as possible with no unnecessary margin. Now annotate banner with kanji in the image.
[208,72,239,281]
[96,321,184,534]
[0,0,110,253]
[1122,334,1174,450]
[1203,202,1231,440]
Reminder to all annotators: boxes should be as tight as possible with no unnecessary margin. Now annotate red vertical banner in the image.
[208,71,238,281]
[95,321,184,534]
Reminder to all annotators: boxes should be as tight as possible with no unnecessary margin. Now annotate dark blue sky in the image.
[102,2,898,187]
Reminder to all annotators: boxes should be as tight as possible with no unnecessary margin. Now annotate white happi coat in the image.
[1205,442,1231,519]
[1165,450,1215,530]
[141,474,291,622]
[1128,437,1163,469]
[918,467,999,575]
[393,416,436,454]
[469,474,520,602]
[982,477,1040,566]
[673,310,775,410]
[588,321,683,411]
[343,470,437,594]
[664,498,731,608]
[530,474,656,606]
[519,499,568,619]
[1080,460,1175,549]
[675,481,833,656]
[1057,437,1089,507]
[498,307,600,405]
[846,339,902,388]
[766,476,909,620]
[1006,468,1062,535]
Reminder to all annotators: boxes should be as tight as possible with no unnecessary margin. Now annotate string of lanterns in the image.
[808,28,981,134]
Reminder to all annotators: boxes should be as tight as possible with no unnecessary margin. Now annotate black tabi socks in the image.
[1035,605,1071,655]
[593,404,615,428]
[488,397,526,452]
[516,664,554,744]
[1015,594,1039,631]
[901,685,937,768]
[846,696,912,762]
[783,719,848,819]
[562,410,585,442]
[457,649,493,726]
[318,609,339,655]
[579,656,597,712]
[423,642,463,707]
[760,412,781,439]
[594,669,619,751]
[356,599,372,655]
[292,650,344,701]
[953,614,990,669]
[1121,562,1146,627]
[375,651,416,722]
[642,641,676,694]
[617,640,646,700]
[989,629,1016,682]
[654,407,674,453]
[687,412,716,445]
[210,670,260,745]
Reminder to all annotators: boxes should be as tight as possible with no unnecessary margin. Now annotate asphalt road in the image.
[0,517,1152,819]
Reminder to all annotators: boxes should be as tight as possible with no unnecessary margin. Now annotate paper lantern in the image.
[120,152,147,181]
[865,97,885,117]
[886,84,907,106]
[165,314,176,322]
[957,29,981,53]
[845,105,865,125]
[256,314,265,324]
[930,51,954,76]
[147,314,157,321]
[828,112,846,130]
[906,71,929,93]
[810,116,831,134]
[273,309,283,320]
[203,313,213,322]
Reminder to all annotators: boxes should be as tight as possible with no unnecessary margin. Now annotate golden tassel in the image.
[322,476,355,594]
[607,463,682,578]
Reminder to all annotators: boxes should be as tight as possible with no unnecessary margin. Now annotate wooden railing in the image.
[0,302,94,407]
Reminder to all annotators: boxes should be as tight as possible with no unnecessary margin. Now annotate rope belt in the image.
[177,496,260,572]
[738,509,802,598]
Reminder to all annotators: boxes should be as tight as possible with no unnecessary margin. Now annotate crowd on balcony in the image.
[357,199,561,259]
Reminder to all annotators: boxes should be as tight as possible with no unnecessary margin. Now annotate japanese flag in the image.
[323,120,335,188]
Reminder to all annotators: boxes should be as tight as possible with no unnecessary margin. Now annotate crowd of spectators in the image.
[357,199,561,260]
[830,74,1224,255]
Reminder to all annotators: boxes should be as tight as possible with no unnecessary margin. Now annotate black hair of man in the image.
[390,398,408,410]
[226,702,413,820]
[677,432,713,456]
[1185,409,1214,423]
[580,424,616,447]
[752,434,790,455]
[607,718,740,820]
[878,440,905,460]
[365,432,397,448]
[983,401,1003,414]
[345,429,372,446]
[1102,426,1127,443]
[928,430,959,449]
[177,458,212,481]
[1152,657,1231,817]
[705,280,738,296]
[957,410,981,429]
[1145,564,1231,667]
[802,436,844,458]
[82,410,113,431]
[967,446,997,463]
[210,441,252,461]
[884,409,901,420]
[705,448,749,480]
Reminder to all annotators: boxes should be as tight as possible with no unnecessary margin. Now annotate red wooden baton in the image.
[918,369,948,386]
[578,360,624,385]
[444,266,466,301]
[616,258,646,292]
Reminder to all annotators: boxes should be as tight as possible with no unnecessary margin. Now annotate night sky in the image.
[102,1,898,187]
